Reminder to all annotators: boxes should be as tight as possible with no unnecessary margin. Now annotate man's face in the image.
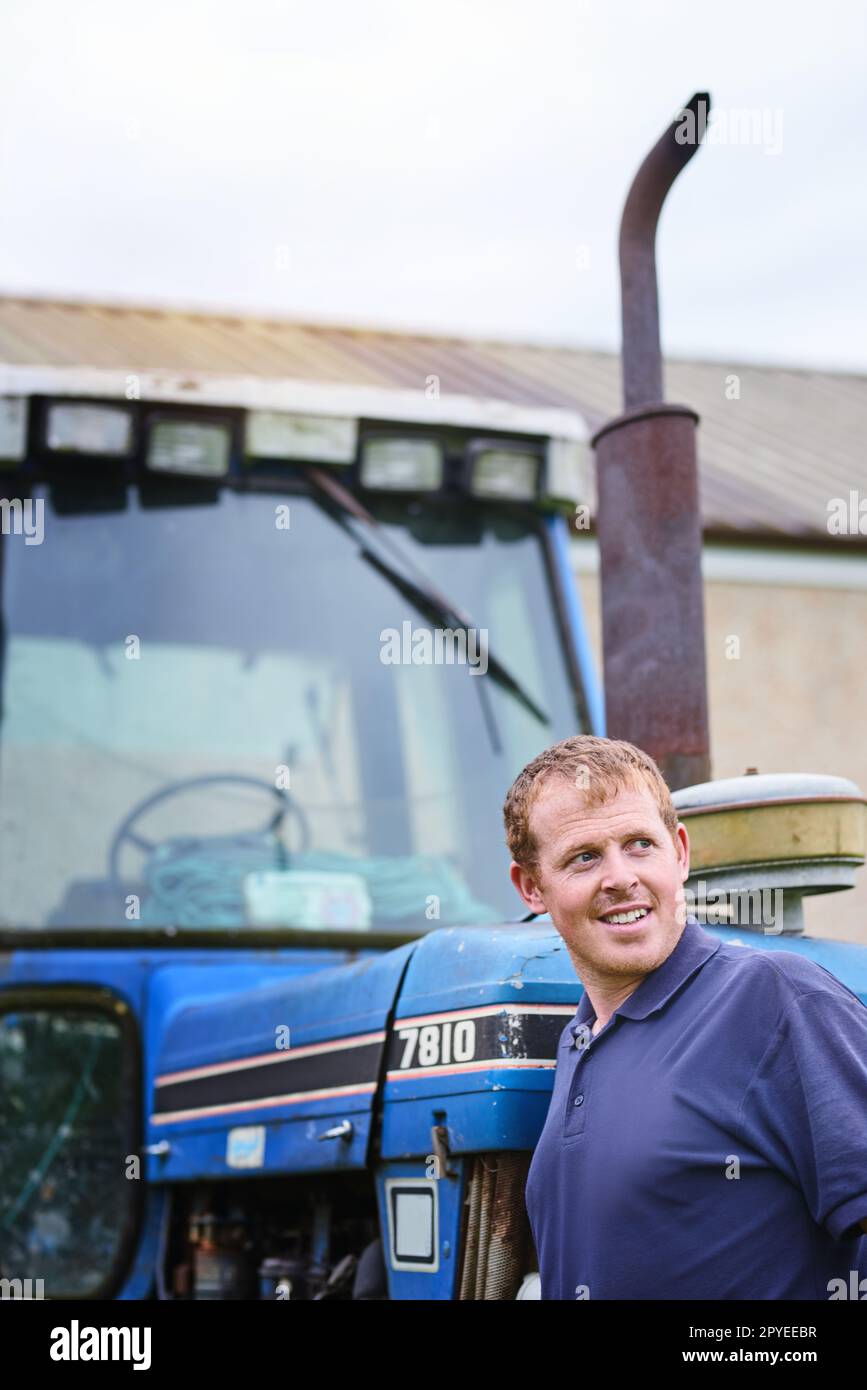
[509,776,690,983]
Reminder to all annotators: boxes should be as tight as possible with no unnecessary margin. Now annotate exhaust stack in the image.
[592,92,712,790]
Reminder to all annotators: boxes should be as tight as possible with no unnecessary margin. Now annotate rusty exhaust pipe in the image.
[592,92,712,790]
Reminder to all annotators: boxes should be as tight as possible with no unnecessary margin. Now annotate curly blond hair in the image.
[503,734,678,869]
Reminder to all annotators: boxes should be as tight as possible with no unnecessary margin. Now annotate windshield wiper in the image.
[305,467,550,732]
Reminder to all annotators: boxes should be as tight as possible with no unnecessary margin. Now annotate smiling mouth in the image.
[597,906,652,926]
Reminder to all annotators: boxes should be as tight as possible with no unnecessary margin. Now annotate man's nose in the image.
[598,846,640,894]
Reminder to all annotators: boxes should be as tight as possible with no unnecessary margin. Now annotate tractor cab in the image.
[0,386,596,944]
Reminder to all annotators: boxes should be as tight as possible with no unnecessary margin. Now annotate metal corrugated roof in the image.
[1,294,864,542]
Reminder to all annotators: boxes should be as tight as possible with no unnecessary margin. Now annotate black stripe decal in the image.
[153,1038,382,1117]
[151,1009,573,1121]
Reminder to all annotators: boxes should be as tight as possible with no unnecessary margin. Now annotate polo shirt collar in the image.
[570,916,722,1035]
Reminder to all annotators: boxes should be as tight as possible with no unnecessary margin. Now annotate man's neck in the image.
[580,975,645,1036]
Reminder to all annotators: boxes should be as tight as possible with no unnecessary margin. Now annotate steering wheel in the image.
[107,773,311,890]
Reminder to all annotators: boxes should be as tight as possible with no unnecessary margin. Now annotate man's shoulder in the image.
[709,932,865,1014]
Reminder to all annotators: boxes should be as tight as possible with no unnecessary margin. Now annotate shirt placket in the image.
[562,1016,615,1141]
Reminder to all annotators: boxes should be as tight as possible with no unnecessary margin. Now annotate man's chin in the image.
[558,908,681,973]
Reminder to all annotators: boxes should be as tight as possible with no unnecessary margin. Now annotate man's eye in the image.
[574,852,596,865]
[630,838,652,849]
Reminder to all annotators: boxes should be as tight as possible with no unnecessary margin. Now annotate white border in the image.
[0,364,590,441]
[384,1176,440,1274]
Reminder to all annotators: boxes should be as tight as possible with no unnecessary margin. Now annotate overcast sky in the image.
[1,0,865,371]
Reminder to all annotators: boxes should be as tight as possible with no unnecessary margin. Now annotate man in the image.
[504,733,867,1300]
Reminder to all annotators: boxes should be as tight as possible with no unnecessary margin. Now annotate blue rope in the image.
[140,834,498,928]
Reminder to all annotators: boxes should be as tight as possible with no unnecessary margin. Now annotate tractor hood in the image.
[145,940,418,1181]
[143,922,576,1181]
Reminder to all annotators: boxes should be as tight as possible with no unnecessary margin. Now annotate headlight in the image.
[359,436,444,491]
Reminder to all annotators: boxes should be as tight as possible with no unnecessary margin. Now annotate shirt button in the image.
[573,1094,585,1107]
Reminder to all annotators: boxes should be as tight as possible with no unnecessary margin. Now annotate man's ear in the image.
[675,822,690,880]
[510,861,547,914]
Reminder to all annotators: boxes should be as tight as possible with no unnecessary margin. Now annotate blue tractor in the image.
[0,352,606,1299]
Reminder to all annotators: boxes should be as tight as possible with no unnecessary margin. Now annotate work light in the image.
[45,402,134,457]
[146,419,232,477]
[246,411,357,464]
[359,436,444,491]
[466,442,542,500]
[0,397,27,462]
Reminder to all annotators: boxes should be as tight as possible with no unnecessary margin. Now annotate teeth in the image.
[602,908,650,924]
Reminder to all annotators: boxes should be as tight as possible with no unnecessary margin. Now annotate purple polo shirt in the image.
[524,916,867,1299]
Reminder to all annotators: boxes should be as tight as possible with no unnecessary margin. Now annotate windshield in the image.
[0,479,582,933]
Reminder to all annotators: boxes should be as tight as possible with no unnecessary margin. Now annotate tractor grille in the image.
[458,1152,536,1300]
